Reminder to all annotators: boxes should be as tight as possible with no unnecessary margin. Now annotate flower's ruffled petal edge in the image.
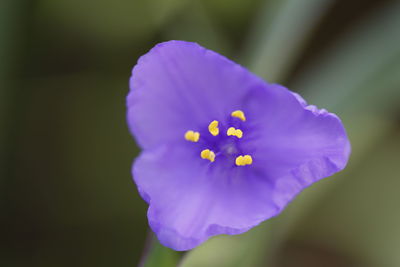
[147,207,253,251]
[276,91,350,209]
[127,40,266,149]
[241,84,351,210]
[133,145,282,251]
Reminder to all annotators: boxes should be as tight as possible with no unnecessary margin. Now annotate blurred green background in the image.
[1,0,400,266]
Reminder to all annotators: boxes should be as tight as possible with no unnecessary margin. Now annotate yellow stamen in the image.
[200,149,215,162]
[184,130,200,142]
[227,127,243,138]
[235,155,253,166]
[208,120,219,136]
[231,110,246,121]
[243,155,253,165]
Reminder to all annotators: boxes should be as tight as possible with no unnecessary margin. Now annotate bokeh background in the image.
[2,0,400,266]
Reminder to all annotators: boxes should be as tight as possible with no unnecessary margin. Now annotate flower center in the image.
[184,110,253,166]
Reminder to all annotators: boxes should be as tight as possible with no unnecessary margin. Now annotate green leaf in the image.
[243,0,334,83]
[180,223,273,267]
[293,1,400,110]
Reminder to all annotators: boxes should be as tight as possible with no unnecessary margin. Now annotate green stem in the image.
[139,230,181,267]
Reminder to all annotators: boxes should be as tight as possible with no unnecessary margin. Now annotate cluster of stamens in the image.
[184,110,253,166]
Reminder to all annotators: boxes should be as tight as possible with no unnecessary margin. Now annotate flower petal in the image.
[133,145,281,251]
[240,84,351,208]
[127,40,265,149]
[128,41,351,251]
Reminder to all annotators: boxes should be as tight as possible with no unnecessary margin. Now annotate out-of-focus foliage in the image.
[37,0,188,44]
[2,0,399,266]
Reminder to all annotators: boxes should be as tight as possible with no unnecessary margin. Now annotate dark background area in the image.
[2,0,399,266]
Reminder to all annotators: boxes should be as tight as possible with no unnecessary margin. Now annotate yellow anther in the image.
[231,110,246,121]
[227,127,235,136]
[235,155,253,166]
[208,120,219,136]
[200,149,216,162]
[227,127,243,138]
[184,130,200,142]
[235,156,245,166]
[243,155,253,165]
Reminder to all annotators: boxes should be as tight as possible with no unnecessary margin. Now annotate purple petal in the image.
[127,40,265,149]
[241,84,351,208]
[133,145,281,251]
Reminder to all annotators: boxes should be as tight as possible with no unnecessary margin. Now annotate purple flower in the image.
[127,41,350,251]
